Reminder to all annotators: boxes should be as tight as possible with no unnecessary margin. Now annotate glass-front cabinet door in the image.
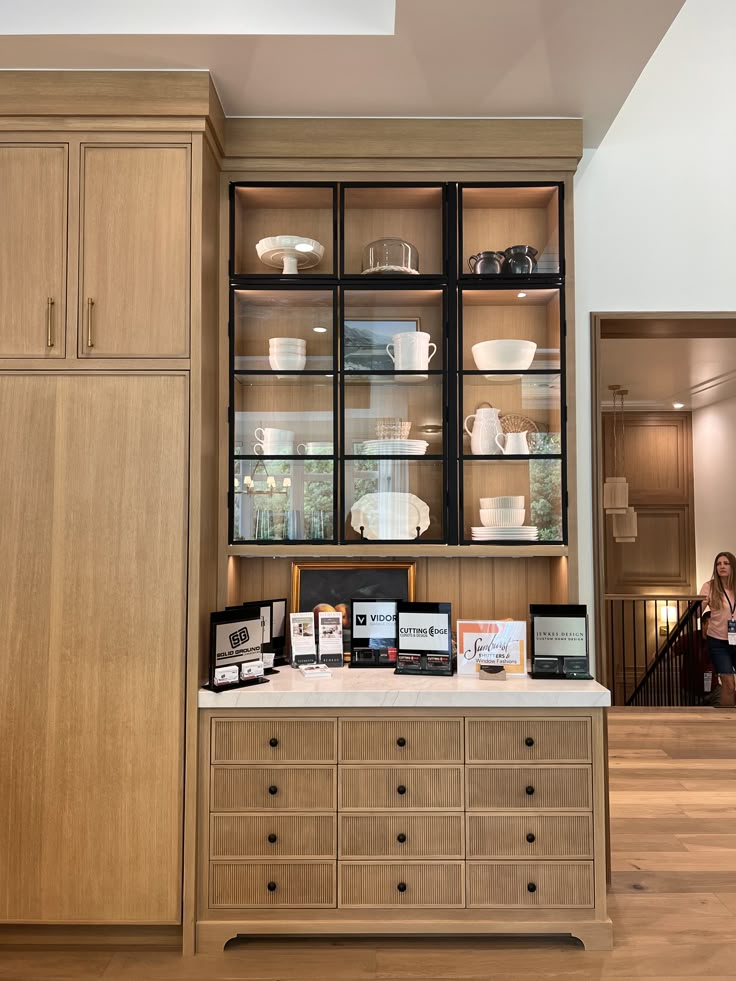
[229,179,566,549]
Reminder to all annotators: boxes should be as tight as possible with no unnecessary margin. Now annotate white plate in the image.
[351,492,430,540]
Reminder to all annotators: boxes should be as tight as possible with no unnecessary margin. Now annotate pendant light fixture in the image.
[603,385,629,514]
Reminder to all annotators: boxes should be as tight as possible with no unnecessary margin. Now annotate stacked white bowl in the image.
[480,496,525,509]
[269,336,306,371]
[480,507,525,527]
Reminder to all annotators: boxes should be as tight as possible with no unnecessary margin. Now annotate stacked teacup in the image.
[269,336,306,372]
[254,427,295,456]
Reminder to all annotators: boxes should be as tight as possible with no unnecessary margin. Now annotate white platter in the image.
[351,492,430,540]
[361,264,420,276]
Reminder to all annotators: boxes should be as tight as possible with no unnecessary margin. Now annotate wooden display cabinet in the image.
[228,179,567,551]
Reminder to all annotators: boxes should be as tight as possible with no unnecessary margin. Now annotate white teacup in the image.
[254,441,294,456]
[386,331,437,370]
[297,441,333,455]
[495,431,529,455]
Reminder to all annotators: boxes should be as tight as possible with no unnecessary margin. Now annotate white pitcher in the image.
[463,405,503,456]
[495,431,530,455]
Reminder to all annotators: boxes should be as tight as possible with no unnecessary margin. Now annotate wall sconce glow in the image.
[660,604,678,623]
[517,292,527,298]
[673,401,684,409]
[313,326,327,333]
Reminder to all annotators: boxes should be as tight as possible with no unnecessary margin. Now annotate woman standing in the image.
[700,552,736,707]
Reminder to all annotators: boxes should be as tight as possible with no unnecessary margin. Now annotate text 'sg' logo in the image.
[229,625,249,647]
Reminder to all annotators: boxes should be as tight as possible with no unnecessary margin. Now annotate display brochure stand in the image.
[529,604,592,679]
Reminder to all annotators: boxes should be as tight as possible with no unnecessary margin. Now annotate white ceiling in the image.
[600,337,736,412]
[0,0,686,146]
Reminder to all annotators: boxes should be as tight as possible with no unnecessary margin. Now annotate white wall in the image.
[573,0,736,662]
[693,398,736,588]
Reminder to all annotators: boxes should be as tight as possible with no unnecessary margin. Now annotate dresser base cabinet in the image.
[198,708,612,951]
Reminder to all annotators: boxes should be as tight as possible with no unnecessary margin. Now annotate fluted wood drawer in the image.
[211,718,336,763]
[340,813,464,859]
[340,719,463,763]
[210,813,336,859]
[340,766,463,810]
[211,766,336,810]
[467,814,593,859]
[340,862,464,907]
[466,766,591,810]
[210,862,336,908]
[467,862,594,908]
[466,718,592,763]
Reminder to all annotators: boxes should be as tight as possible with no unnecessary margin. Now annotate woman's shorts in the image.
[707,636,736,674]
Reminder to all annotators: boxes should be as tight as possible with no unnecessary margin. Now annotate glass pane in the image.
[461,374,562,456]
[462,460,563,543]
[461,288,561,371]
[233,458,335,543]
[343,288,444,371]
[461,185,560,277]
[344,460,445,543]
[234,375,334,454]
[344,375,444,453]
[342,185,444,276]
[232,185,335,276]
[233,289,334,371]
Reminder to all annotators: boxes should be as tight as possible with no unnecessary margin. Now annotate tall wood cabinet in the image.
[0,74,221,933]
[0,375,188,921]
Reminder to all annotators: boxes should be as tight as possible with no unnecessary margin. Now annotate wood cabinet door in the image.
[0,374,188,922]
[0,145,67,358]
[79,145,190,358]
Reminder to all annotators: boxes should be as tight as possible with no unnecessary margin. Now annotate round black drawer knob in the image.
[267,881,277,892]
[268,785,278,796]
[525,737,535,747]
[269,737,279,748]
[397,833,407,843]
[397,882,407,893]
[396,737,407,747]
[525,786,535,796]
[397,785,407,795]
[527,882,537,893]
[526,833,536,843]
[267,833,278,844]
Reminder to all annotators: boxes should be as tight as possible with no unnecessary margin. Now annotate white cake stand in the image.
[256,235,325,275]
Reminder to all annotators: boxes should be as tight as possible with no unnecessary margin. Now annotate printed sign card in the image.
[318,611,344,667]
[457,620,527,676]
[529,604,591,679]
[207,604,267,692]
[395,601,453,675]
[289,612,318,666]
[350,599,398,667]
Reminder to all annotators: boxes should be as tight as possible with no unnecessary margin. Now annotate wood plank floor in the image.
[3,708,736,980]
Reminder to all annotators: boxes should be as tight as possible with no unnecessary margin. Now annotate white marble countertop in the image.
[198,669,611,709]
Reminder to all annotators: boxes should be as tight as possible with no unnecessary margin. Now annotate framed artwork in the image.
[291,561,416,653]
[343,318,420,371]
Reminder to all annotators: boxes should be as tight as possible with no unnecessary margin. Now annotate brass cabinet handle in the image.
[46,297,54,348]
[86,297,95,348]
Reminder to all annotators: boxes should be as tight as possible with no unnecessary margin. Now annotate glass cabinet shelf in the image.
[229,180,567,548]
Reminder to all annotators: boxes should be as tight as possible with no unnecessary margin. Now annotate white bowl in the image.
[270,336,306,347]
[269,354,306,371]
[480,496,525,509]
[471,339,537,371]
[480,508,526,527]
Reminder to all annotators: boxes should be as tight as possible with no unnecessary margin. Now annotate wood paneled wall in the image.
[228,556,567,624]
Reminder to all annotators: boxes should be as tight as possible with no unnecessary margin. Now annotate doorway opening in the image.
[590,312,736,703]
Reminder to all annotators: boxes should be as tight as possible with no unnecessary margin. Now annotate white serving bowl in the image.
[471,339,537,371]
[480,495,525,509]
[480,507,526,527]
[270,336,306,346]
[269,354,306,371]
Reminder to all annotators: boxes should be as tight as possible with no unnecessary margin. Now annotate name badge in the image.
[728,620,736,646]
